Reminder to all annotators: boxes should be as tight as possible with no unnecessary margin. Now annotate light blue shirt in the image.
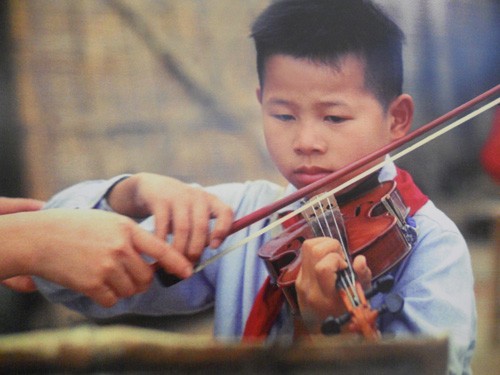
[36,163,476,374]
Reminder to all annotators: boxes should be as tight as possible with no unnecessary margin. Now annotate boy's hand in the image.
[295,237,372,333]
[107,173,234,262]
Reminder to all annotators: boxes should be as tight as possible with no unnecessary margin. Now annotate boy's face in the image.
[258,54,409,195]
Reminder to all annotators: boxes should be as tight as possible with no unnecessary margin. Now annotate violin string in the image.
[312,201,354,304]
[327,196,356,287]
[311,203,327,237]
[314,196,359,306]
[193,97,499,274]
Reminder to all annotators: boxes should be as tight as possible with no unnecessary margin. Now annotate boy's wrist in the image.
[97,175,129,210]
[105,174,147,218]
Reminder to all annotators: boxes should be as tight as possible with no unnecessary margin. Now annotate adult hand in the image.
[0,197,45,215]
[1,209,193,307]
[0,197,44,292]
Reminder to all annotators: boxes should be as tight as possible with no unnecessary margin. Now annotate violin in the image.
[258,178,413,338]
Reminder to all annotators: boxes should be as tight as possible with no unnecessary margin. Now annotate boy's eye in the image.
[324,115,346,123]
[273,114,295,121]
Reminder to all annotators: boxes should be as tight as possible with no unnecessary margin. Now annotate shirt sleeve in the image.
[43,174,130,211]
[35,268,215,319]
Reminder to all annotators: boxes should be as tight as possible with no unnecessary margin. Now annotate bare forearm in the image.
[0,212,44,279]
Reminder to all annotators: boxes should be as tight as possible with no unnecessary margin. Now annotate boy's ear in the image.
[256,87,263,104]
[388,94,414,139]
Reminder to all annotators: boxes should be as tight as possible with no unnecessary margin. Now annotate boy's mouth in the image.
[293,166,334,186]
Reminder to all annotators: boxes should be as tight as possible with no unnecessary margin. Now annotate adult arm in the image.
[0,208,193,307]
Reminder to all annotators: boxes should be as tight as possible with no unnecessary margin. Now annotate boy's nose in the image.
[293,124,327,155]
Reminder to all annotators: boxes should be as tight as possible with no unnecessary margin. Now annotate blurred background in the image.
[0,0,498,372]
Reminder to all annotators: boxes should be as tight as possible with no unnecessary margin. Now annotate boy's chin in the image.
[302,184,346,200]
[301,178,369,200]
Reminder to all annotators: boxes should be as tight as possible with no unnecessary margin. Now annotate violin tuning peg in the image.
[365,274,395,299]
[321,312,351,335]
[379,293,404,315]
[374,274,395,293]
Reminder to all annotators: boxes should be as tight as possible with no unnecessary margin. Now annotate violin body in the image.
[341,181,412,278]
[258,180,414,316]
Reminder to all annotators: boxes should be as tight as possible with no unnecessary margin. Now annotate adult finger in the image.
[131,226,193,279]
[120,246,155,292]
[0,197,45,215]
[104,262,137,298]
[87,286,119,308]
[1,276,38,292]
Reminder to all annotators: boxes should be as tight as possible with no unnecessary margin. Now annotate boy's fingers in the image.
[188,199,211,261]
[171,203,191,256]
[153,206,171,241]
[208,198,234,248]
[353,255,372,290]
[301,237,343,272]
[314,254,340,297]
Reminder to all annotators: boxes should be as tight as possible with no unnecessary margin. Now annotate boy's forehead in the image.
[262,53,368,85]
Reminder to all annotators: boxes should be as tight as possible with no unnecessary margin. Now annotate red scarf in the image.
[242,167,428,341]
[480,106,500,183]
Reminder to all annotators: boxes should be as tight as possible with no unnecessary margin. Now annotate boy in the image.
[35,1,476,373]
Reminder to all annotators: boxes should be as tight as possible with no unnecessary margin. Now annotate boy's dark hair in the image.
[251,0,405,108]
